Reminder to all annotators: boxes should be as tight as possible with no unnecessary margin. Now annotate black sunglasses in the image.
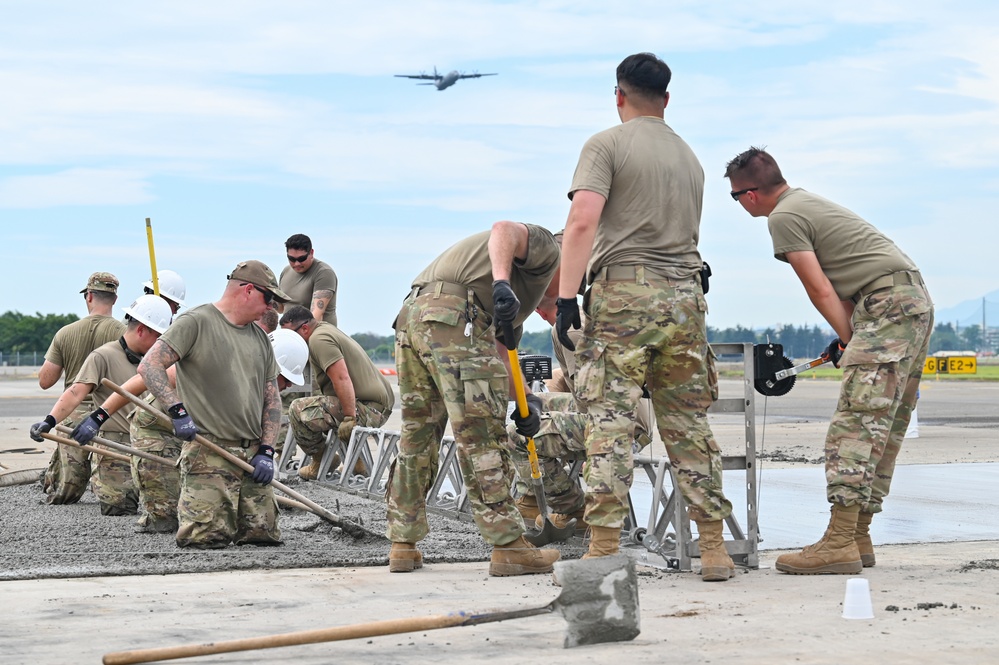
[241,282,274,304]
[730,187,759,201]
[287,253,310,263]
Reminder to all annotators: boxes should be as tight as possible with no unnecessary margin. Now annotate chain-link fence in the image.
[0,351,44,367]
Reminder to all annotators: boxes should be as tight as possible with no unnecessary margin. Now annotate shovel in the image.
[101,379,382,540]
[505,346,577,546]
[102,553,640,664]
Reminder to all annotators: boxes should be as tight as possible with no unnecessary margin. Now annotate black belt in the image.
[851,270,923,304]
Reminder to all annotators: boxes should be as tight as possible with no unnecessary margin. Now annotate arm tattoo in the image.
[138,340,181,407]
[311,289,333,314]
[260,378,282,448]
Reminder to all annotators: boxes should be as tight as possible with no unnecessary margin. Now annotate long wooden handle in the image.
[40,431,131,463]
[100,379,378,539]
[103,605,552,665]
[53,425,169,466]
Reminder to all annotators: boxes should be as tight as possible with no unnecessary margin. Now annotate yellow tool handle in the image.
[506,348,542,480]
[145,218,159,296]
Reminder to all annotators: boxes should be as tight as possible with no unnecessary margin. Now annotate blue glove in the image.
[167,402,200,441]
[492,280,520,350]
[824,338,846,369]
[250,444,275,485]
[555,297,581,352]
[30,415,57,442]
[71,407,110,445]
[513,394,543,439]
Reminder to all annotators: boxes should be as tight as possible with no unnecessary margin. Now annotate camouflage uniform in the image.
[826,281,933,511]
[175,434,281,548]
[576,270,732,528]
[42,406,93,504]
[130,395,182,532]
[289,395,392,455]
[89,430,140,515]
[386,291,526,546]
[507,391,586,514]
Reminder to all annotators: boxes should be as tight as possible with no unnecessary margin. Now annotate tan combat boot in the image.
[298,453,325,481]
[695,519,735,582]
[583,525,621,559]
[489,536,560,576]
[855,511,875,567]
[534,506,587,532]
[389,542,423,573]
[515,495,540,522]
[775,505,863,574]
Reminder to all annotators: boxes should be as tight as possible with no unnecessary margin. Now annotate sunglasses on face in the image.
[287,253,310,263]
[241,282,274,304]
[730,187,758,201]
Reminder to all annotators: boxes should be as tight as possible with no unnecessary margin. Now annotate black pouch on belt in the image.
[700,262,712,294]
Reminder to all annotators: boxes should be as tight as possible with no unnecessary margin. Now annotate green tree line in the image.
[2,311,993,364]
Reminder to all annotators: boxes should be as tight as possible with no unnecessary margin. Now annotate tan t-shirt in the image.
[411,225,560,345]
[279,259,339,325]
[75,340,139,434]
[309,322,394,411]
[45,315,126,389]
[568,116,704,283]
[160,304,279,440]
[768,188,918,300]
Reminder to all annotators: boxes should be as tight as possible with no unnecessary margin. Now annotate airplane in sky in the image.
[394,66,498,91]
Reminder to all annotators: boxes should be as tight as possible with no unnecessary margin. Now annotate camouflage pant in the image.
[176,436,281,549]
[42,405,92,505]
[90,430,140,516]
[576,271,732,528]
[507,392,655,514]
[130,398,182,530]
[826,282,934,511]
[289,394,392,456]
[386,292,525,546]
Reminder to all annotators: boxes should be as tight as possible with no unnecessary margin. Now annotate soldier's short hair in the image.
[617,53,672,102]
[724,146,787,194]
[285,234,312,253]
[279,305,314,329]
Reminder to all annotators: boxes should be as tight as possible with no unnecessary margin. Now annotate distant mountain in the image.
[934,289,999,328]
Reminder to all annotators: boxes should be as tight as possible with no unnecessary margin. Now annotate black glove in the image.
[513,394,543,439]
[555,297,581,352]
[30,415,57,442]
[824,338,847,369]
[70,407,110,445]
[250,444,275,485]
[167,402,200,441]
[492,280,520,350]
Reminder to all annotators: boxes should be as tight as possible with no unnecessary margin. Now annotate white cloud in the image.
[0,169,154,208]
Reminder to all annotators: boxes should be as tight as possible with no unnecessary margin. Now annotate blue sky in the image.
[3,2,998,336]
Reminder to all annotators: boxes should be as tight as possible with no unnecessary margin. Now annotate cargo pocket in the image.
[459,358,508,420]
[418,305,461,327]
[838,337,907,414]
[574,339,607,402]
[470,447,509,504]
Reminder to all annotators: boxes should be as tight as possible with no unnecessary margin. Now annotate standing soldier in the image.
[556,53,736,581]
[36,272,125,504]
[31,295,172,514]
[138,260,288,549]
[386,221,561,577]
[724,146,934,573]
[278,234,339,326]
[278,306,394,480]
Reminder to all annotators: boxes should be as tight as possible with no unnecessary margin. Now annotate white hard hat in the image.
[143,269,186,307]
[123,294,173,334]
[269,328,308,385]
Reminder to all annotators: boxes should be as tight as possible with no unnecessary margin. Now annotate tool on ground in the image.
[102,554,640,664]
[753,343,832,397]
[101,379,380,540]
[505,348,576,546]
[145,218,159,296]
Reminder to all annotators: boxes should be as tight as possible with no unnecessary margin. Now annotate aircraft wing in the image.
[394,74,438,80]
[457,73,498,79]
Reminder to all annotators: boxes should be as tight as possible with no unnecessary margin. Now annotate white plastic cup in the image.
[842,577,874,620]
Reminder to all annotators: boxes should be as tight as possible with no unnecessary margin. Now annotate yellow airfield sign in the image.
[924,356,977,374]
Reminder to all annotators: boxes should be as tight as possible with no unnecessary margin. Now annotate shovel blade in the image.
[524,517,577,546]
[553,554,641,647]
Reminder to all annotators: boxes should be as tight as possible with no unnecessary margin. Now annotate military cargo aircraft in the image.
[394,66,498,91]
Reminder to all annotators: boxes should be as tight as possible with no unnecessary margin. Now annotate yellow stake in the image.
[145,218,159,296]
